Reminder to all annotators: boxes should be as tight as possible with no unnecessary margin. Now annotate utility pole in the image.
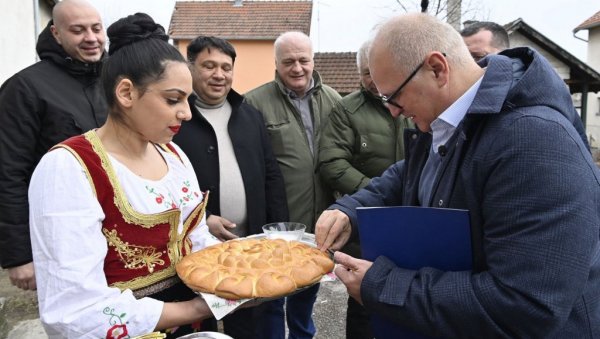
[446,0,462,30]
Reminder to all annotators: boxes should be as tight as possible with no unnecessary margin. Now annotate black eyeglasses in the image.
[380,61,424,109]
[380,53,446,109]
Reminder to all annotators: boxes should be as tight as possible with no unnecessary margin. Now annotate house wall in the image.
[585,27,600,148]
[0,0,52,85]
[176,39,275,94]
[509,32,570,79]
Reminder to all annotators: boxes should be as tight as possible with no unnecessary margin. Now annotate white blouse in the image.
[29,141,215,338]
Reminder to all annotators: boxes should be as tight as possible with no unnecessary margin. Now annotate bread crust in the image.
[176,238,334,299]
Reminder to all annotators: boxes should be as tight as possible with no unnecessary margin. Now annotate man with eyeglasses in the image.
[318,39,413,339]
[315,13,600,337]
[460,21,509,61]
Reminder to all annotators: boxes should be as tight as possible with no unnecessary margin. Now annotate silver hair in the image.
[356,40,371,73]
[371,13,472,73]
[274,31,313,62]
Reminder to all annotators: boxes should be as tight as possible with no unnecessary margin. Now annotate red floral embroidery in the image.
[102,307,130,339]
[145,181,200,210]
[106,324,128,339]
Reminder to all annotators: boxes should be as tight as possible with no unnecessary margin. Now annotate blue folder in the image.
[356,206,472,339]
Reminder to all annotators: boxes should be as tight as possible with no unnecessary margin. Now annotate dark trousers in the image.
[257,283,320,338]
[346,296,373,339]
[222,299,285,339]
[287,283,320,338]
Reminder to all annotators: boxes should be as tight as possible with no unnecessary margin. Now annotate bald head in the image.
[50,0,105,63]
[53,0,98,27]
[274,31,313,62]
[368,13,483,131]
[370,13,473,74]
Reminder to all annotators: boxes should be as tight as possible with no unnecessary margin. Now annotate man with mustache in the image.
[0,0,107,291]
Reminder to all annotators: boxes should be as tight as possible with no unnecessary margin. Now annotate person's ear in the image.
[426,52,449,86]
[50,25,61,45]
[115,78,135,109]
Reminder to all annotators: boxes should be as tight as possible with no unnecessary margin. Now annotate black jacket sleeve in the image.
[257,110,289,223]
[0,74,42,268]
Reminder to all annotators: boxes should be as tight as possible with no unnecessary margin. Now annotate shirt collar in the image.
[285,78,315,99]
[430,75,484,153]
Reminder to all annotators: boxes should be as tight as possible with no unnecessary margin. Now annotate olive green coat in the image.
[318,88,414,196]
[244,71,342,231]
[318,88,413,257]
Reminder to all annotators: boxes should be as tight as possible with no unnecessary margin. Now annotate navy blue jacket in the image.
[174,89,288,235]
[332,48,600,338]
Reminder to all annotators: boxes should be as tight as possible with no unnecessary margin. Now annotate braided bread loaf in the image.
[176,238,334,300]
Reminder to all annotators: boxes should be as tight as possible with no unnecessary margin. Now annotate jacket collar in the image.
[274,70,324,97]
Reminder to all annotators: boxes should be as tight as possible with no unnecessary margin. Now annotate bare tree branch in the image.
[395,0,410,13]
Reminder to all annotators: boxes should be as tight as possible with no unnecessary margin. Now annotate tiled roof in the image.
[574,10,600,33]
[169,1,312,40]
[314,52,360,95]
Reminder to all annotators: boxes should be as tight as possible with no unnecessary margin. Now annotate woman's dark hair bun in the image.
[107,12,168,56]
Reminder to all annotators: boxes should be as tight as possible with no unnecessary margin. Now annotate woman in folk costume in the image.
[29,12,217,338]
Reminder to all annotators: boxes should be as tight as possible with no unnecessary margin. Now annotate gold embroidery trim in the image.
[76,131,209,292]
[84,130,181,229]
[170,191,208,265]
[112,266,177,293]
[102,229,165,273]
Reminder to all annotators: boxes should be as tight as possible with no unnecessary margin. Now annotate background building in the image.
[169,0,312,93]
[574,10,600,148]
[0,0,56,84]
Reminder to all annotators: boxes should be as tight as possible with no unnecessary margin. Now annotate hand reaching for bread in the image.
[176,238,334,300]
[206,215,238,241]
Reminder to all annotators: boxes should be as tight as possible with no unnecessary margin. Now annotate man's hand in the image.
[333,251,372,305]
[8,262,36,291]
[206,215,238,241]
[315,209,352,251]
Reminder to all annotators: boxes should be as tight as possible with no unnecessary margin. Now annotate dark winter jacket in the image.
[0,21,107,268]
[173,90,288,235]
[332,48,600,338]
[319,87,413,195]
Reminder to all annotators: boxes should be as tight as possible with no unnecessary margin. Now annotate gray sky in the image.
[88,0,598,62]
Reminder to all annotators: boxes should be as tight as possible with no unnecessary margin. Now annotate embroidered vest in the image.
[53,131,207,296]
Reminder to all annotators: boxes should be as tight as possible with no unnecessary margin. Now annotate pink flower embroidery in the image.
[182,187,189,193]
